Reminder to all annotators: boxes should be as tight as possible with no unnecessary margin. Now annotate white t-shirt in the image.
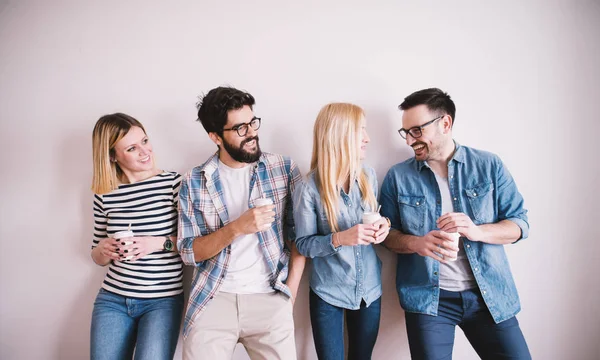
[217,161,274,294]
[432,171,477,292]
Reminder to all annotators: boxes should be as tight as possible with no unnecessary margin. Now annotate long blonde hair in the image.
[310,103,377,232]
[91,113,146,194]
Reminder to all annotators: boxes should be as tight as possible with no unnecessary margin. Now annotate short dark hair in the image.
[399,88,456,126]
[196,86,256,134]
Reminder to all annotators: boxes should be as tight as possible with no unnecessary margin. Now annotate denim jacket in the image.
[380,143,529,323]
[293,166,382,309]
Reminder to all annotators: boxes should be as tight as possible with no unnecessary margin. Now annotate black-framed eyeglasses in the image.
[222,117,261,137]
[398,115,444,139]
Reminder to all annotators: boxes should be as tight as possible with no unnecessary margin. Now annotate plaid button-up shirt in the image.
[177,151,302,338]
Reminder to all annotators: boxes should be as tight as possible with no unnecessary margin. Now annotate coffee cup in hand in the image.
[113,229,134,261]
[362,212,381,225]
[253,197,273,207]
[444,232,460,262]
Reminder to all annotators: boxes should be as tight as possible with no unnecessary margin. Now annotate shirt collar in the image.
[416,140,465,171]
[200,151,267,177]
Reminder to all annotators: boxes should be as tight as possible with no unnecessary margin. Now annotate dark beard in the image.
[222,135,262,163]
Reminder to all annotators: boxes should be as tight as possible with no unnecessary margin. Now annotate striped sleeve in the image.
[172,173,183,210]
[92,194,107,249]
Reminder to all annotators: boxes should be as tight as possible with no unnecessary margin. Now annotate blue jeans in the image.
[405,288,531,360]
[90,288,183,360]
[309,289,381,360]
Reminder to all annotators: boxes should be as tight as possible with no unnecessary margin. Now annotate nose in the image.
[139,144,151,156]
[362,129,370,144]
[246,124,258,138]
[405,134,416,146]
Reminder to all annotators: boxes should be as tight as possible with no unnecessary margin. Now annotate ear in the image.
[208,132,222,146]
[442,115,453,134]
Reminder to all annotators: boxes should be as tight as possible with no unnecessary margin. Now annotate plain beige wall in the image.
[1,0,599,359]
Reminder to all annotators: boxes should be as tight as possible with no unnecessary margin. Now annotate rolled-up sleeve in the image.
[380,170,401,230]
[495,157,529,242]
[177,172,205,266]
[293,181,339,258]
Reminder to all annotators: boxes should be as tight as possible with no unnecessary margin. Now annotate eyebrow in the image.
[230,116,256,128]
[124,136,148,148]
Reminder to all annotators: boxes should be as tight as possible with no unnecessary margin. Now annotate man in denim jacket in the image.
[381,88,531,359]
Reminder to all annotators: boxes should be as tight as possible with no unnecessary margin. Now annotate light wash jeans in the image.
[90,288,183,360]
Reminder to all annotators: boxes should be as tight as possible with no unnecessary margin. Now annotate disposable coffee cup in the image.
[362,212,381,225]
[253,198,273,207]
[113,230,134,260]
[444,232,460,262]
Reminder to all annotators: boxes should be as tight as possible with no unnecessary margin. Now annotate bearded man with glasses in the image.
[177,86,305,360]
[380,88,531,359]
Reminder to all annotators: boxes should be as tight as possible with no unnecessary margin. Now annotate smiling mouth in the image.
[140,155,151,163]
[412,144,426,152]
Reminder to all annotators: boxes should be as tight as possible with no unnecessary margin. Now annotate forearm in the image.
[91,246,111,266]
[477,220,522,245]
[190,222,242,262]
[286,240,306,297]
[295,234,338,258]
[383,229,420,254]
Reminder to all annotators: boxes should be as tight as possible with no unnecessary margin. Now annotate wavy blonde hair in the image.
[91,113,146,194]
[310,103,377,232]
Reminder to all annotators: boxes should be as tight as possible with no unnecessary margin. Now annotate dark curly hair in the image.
[399,88,457,126]
[196,86,256,135]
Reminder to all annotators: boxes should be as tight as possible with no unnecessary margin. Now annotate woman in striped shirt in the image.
[89,113,183,360]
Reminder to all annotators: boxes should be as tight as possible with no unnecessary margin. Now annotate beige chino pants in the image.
[183,292,296,360]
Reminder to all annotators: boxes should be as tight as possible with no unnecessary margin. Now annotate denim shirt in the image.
[294,166,382,310]
[380,143,529,324]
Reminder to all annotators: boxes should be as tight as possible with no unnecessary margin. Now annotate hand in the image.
[117,236,163,262]
[437,212,484,241]
[372,217,390,244]
[96,238,120,262]
[338,224,378,246]
[233,204,276,235]
[409,230,459,263]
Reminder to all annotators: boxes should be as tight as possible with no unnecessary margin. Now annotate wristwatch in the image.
[163,236,174,251]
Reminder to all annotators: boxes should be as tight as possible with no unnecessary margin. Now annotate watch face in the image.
[164,239,174,251]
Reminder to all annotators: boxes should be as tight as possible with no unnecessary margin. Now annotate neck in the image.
[218,149,247,169]
[121,168,160,184]
[428,139,456,177]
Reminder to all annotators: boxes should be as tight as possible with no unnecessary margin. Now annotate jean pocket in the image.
[397,195,426,233]
[465,182,494,223]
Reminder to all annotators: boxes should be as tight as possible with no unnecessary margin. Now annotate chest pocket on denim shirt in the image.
[465,182,494,224]
[397,195,425,234]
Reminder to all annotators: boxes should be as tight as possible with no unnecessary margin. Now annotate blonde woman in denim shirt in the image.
[293,103,390,360]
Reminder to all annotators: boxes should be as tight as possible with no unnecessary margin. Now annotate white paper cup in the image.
[113,230,134,260]
[444,232,460,262]
[362,212,381,225]
[253,198,273,207]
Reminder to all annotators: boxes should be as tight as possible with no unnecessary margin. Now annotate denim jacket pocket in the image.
[465,182,495,224]
[397,195,426,233]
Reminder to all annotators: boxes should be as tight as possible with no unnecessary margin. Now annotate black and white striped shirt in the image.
[92,171,183,298]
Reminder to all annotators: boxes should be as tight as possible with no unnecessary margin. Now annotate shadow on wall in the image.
[55,126,107,358]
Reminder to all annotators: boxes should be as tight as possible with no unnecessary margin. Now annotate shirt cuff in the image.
[506,217,529,242]
[177,236,204,266]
